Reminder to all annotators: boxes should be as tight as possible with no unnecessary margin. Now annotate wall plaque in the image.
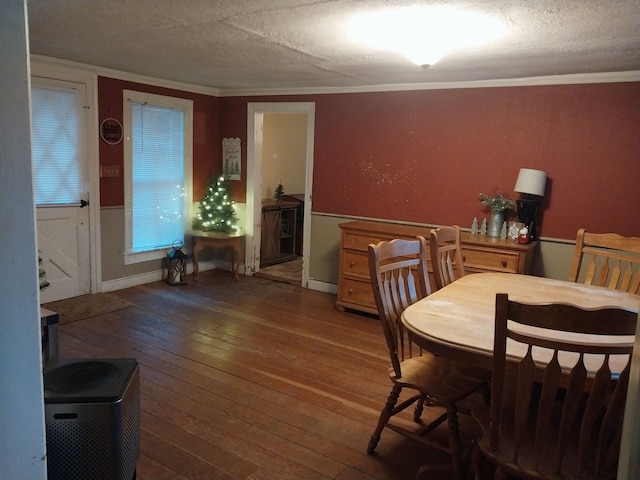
[100,117,123,145]
[223,137,241,180]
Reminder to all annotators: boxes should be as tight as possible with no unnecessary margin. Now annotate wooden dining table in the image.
[402,272,640,376]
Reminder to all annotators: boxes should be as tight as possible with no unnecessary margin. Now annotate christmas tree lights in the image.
[193,175,239,233]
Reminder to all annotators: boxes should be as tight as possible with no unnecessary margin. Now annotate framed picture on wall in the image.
[222,137,241,180]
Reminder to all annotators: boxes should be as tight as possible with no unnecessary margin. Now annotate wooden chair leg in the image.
[413,394,426,421]
[367,384,402,454]
[467,440,484,480]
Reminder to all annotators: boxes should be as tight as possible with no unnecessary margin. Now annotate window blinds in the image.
[130,102,185,252]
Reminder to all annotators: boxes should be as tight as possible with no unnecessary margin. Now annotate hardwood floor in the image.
[254,257,303,285]
[57,269,458,480]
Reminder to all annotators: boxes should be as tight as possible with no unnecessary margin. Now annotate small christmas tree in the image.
[273,183,285,200]
[193,175,239,233]
[39,256,50,290]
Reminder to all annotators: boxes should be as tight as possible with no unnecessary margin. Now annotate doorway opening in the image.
[245,102,315,287]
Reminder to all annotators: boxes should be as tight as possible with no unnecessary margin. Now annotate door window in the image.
[31,84,85,205]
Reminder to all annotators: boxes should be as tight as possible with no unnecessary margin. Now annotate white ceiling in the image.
[26,0,640,92]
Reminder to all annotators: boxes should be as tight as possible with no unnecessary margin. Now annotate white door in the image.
[32,78,91,303]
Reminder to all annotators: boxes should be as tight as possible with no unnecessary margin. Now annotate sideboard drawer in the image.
[342,231,394,252]
[463,248,519,273]
[341,250,370,279]
[337,277,377,314]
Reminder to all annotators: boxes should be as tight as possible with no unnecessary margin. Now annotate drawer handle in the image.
[462,255,466,263]
[349,261,355,268]
[501,259,507,268]
[348,288,353,295]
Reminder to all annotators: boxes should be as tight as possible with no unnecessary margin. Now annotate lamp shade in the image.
[514,168,546,196]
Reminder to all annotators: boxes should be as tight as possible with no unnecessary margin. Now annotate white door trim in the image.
[246,102,315,287]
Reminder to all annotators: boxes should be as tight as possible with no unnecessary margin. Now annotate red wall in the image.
[98,77,221,206]
[97,79,640,239]
[219,83,640,239]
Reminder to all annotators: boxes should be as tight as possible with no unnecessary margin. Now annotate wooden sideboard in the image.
[260,200,299,267]
[336,220,538,315]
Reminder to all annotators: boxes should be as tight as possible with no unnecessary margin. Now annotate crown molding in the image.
[219,71,640,97]
[30,55,639,98]
[30,55,221,97]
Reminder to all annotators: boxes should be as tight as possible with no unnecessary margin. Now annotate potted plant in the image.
[479,191,515,237]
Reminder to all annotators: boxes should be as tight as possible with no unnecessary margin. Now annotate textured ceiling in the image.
[26,0,640,92]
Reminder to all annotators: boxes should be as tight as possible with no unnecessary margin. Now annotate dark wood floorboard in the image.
[56,269,456,480]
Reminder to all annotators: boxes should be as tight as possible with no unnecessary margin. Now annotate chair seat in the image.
[472,405,619,480]
[391,354,491,406]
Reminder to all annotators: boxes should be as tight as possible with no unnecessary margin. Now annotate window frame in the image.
[122,89,193,265]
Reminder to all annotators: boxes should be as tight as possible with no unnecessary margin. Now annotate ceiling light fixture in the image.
[348,6,507,67]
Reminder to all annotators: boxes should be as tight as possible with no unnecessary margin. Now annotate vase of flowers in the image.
[480,192,515,238]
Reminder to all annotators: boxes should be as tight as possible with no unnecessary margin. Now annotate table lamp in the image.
[514,168,546,240]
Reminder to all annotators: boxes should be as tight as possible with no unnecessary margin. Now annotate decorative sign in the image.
[100,117,123,145]
[222,137,241,180]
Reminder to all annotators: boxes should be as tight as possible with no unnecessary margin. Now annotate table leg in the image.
[229,242,239,280]
[193,239,202,279]
[191,238,242,280]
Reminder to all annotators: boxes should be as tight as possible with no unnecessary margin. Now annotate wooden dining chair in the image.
[569,228,640,294]
[367,237,491,479]
[471,293,637,479]
[430,225,465,290]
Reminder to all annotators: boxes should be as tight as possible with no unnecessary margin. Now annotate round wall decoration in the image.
[100,117,123,145]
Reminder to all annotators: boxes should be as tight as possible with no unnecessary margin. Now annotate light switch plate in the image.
[100,165,120,177]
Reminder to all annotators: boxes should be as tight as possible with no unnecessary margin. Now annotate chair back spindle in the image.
[483,294,637,478]
[368,237,430,374]
[430,225,465,290]
[569,228,640,294]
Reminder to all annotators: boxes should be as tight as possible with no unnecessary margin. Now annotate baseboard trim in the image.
[100,262,337,296]
[307,279,337,295]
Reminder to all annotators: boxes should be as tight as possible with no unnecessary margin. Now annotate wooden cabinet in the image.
[260,200,299,267]
[336,220,538,315]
